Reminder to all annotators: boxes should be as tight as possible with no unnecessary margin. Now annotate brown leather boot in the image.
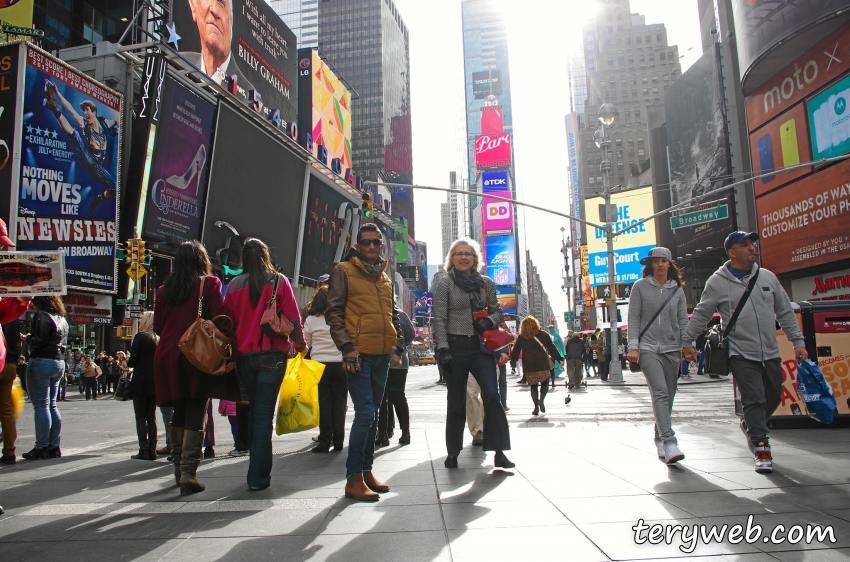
[363,471,389,493]
[179,430,206,496]
[170,424,184,486]
[344,473,379,501]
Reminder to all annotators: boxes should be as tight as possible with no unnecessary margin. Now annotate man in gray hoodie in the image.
[683,231,807,474]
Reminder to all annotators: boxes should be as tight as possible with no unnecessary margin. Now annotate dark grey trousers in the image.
[730,356,783,446]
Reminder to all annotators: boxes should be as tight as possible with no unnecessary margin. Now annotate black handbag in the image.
[629,287,680,373]
[114,376,132,401]
[704,270,760,376]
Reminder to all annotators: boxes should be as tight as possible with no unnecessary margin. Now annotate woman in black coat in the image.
[510,316,563,416]
[128,311,158,460]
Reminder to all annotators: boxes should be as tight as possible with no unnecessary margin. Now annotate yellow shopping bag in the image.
[275,354,325,435]
[12,377,24,419]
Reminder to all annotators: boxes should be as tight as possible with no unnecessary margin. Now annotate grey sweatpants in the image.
[730,356,782,447]
[639,350,681,445]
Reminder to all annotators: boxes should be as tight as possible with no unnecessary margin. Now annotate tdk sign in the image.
[482,171,508,192]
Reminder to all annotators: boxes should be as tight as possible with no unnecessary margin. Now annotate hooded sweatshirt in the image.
[683,261,803,362]
[627,276,688,354]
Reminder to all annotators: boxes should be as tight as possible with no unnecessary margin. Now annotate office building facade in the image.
[270,0,319,48]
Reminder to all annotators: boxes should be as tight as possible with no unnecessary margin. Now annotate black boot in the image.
[148,440,158,461]
[131,420,149,460]
[399,430,410,445]
[375,432,389,448]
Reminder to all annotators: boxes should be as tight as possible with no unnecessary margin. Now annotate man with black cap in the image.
[683,231,806,474]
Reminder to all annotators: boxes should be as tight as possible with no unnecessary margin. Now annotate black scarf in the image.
[450,269,486,309]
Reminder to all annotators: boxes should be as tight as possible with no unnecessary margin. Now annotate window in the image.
[649,54,655,61]
[646,35,651,43]
[588,164,595,173]
[589,176,596,184]
[615,138,622,146]
[641,77,647,84]
[638,148,645,157]
[625,37,631,45]
[659,52,666,60]
[628,148,635,157]
[622,90,628,98]
[585,140,593,149]
[663,74,669,81]
[610,80,616,88]
[608,58,614,66]
[597,176,603,184]
[631,89,637,97]
[652,87,659,94]
[635,110,641,118]
[636,36,642,44]
[618,25,623,32]
[617,150,623,158]
[628,54,634,64]
[639,54,645,62]
[618,56,624,64]
[606,38,612,47]
[607,26,613,33]
[616,37,621,45]
[652,76,658,82]
[642,88,648,95]
[656,34,662,42]
[637,136,644,145]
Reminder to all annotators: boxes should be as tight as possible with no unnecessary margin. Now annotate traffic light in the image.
[362,192,373,219]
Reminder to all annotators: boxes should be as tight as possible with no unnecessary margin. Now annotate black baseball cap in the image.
[724,231,759,252]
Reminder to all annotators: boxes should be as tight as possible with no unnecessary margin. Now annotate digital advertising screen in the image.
[298,174,360,284]
[480,106,504,135]
[0,44,20,224]
[172,0,298,123]
[584,186,656,286]
[142,77,216,243]
[482,191,513,235]
[808,71,850,161]
[412,290,433,318]
[496,285,516,315]
[748,101,811,196]
[472,69,502,99]
[0,0,33,40]
[475,133,511,170]
[202,104,306,278]
[485,234,516,286]
[482,171,508,192]
[297,49,352,172]
[16,45,122,293]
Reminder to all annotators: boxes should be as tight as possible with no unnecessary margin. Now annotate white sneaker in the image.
[754,446,773,474]
[655,440,665,459]
[664,443,685,464]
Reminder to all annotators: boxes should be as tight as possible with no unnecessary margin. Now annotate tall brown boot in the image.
[363,471,389,493]
[179,429,206,496]
[170,424,184,487]
[344,473,379,501]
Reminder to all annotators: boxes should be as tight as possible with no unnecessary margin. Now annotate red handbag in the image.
[472,289,515,353]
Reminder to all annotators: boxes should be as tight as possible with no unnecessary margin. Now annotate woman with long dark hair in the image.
[625,247,689,464]
[303,286,346,453]
[433,238,513,469]
[510,316,563,416]
[23,296,68,460]
[128,311,158,460]
[154,240,229,495]
[224,238,304,490]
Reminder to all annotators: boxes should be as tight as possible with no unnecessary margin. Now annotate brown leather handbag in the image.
[178,277,234,375]
[260,273,294,338]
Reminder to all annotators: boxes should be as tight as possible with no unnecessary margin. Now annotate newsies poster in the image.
[12,45,122,293]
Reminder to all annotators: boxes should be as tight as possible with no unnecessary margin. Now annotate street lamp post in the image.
[596,103,623,383]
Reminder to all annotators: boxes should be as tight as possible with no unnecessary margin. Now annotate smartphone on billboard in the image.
[758,134,775,183]
[780,118,800,167]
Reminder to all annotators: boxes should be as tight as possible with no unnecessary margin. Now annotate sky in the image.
[393,0,703,327]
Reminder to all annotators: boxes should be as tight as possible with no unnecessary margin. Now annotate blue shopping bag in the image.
[796,360,836,424]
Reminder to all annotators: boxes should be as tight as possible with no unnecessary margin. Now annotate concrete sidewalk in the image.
[2,366,848,561]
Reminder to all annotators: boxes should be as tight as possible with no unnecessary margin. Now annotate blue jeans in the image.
[25,358,64,449]
[345,354,390,478]
[237,351,286,489]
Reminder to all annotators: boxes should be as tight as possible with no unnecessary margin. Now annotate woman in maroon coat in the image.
[154,240,227,496]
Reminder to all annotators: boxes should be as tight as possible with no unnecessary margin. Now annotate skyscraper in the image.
[269,0,319,48]
[318,0,415,236]
[441,172,460,260]
[574,0,682,203]
[461,0,513,242]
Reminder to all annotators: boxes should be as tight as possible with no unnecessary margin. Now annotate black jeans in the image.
[730,356,783,446]
[445,336,510,456]
[379,368,409,435]
[236,403,253,451]
[132,394,157,443]
[171,398,210,431]
[83,377,98,399]
[317,362,347,448]
[498,363,507,406]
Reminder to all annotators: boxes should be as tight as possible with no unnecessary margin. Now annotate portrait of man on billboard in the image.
[182,0,254,92]
[43,80,119,212]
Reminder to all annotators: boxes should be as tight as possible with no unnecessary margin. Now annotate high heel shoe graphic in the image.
[166,144,206,196]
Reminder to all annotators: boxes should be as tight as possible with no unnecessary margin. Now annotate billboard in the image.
[756,156,850,275]
[482,191,513,235]
[15,45,122,293]
[791,268,850,303]
[480,106,504,135]
[485,234,516,286]
[475,133,511,170]
[731,0,848,90]
[0,44,20,225]
[749,101,812,196]
[0,250,65,296]
[142,77,215,243]
[0,0,33,40]
[482,171,508,192]
[298,175,359,283]
[172,0,298,123]
[565,113,580,221]
[297,49,352,172]
[665,49,736,257]
[65,290,112,325]
[744,24,850,130]
[808,71,850,161]
[584,186,656,286]
[472,69,502,99]
[496,285,516,315]
[202,104,306,279]
[412,290,433,318]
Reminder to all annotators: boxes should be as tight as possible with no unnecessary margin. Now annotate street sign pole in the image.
[132,229,140,338]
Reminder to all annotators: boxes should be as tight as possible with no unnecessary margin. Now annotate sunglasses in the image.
[357,238,383,247]
[453,252,474,258]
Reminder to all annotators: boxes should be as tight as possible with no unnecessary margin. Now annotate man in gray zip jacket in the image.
[683,231,807,474]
